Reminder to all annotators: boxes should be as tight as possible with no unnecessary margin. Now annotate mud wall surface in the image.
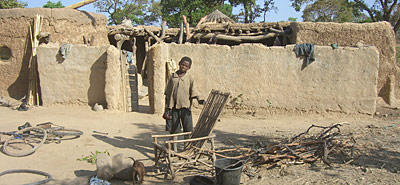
[290,22,397,103]
[37,45,109,106]
[148,43,379,115]
[105,46,123,111]
[0,8,108,99]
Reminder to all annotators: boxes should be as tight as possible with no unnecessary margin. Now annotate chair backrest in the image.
[186,90,230,150]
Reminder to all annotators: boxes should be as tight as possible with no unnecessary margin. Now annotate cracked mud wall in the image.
[148,43,379,115]
[0,8,108,99]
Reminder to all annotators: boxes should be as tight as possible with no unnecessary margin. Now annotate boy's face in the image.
[179,61,191,72]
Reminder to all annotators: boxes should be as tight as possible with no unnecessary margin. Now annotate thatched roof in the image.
[203,9,235,24]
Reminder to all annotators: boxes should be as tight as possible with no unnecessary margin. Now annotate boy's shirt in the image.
[164,71,197,109]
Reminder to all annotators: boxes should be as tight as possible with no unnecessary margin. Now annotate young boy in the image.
[164,56,203,135]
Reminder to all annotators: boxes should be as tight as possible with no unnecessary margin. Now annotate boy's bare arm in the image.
[190,96,205,105]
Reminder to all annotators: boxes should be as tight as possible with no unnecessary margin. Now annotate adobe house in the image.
[0,8,397,115]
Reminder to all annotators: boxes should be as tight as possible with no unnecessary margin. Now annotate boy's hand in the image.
[162,108,172,120]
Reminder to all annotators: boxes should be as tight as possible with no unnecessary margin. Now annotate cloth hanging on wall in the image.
[293,43,315,67]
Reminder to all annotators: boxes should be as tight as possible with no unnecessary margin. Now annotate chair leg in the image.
[210,138,216,176]
[154,147,164,174]
[167,143,175,179]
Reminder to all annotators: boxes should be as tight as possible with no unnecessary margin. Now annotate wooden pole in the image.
[160,21,166,39]
[27,14,42,106]
[66,0,97,9]
[130,37,137,65]
[178,22,184,44]
[144,28,162,43]
[192,32,279,44]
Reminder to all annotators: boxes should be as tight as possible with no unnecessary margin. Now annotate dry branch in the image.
[217,123,357,171]
[144,28,162,43]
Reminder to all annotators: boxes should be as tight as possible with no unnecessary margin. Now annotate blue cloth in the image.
[293,43,315,67]
[126,51,133,64]
[59,43,72,59]
[89,175,110,185]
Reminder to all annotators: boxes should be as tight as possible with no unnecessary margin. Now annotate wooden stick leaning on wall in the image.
[27,14,42,106]
[26,25,33,105]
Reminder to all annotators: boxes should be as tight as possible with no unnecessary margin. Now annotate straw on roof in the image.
[204,9,235,24]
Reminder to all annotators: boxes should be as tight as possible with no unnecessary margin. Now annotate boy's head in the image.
[178,56,192,72]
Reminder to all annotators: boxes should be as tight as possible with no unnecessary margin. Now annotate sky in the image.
[26,0,377,23]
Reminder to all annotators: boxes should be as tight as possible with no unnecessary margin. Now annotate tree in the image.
[43,1,64,8]
[290,0,400,34]
[229,0,276,23]
[392,4,400,37]
[161,0,234,27]
[0,0,27,9]
[94,0,148,25]
[354,0,400,36]
[302,0,361,22]
[144,0,162,25]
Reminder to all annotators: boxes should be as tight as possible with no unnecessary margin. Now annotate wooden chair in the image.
[151,90,230,178]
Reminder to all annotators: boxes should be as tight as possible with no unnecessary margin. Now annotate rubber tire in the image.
[0,169,52,185]
[2,127,47,157]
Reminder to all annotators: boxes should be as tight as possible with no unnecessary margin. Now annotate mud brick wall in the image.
[148,43,379,115]
[0,8,108,99]
[37,45,109,106]
[290,22,397,104]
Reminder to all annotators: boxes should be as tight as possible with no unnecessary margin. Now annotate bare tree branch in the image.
[388,0,398,17]
[354,0,377,22]
[394,16,400,34]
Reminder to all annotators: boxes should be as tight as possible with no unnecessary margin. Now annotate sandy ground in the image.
[0,104,399,185]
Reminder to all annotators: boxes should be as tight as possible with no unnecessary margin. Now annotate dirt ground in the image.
[0,102,399,185]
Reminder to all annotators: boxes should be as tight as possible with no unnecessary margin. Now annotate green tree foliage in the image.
[303,0,361,22]
[229,0,276,23]
[43,1,64,8]
[288,17,298,21]
[397,44,400,64]
[290,0,400,34]
[0,0,27,9]
[161,0,234,27]
[144,0,162,25]
[161,0,276,27]
[94,0,149,25]
[354,0,400,34]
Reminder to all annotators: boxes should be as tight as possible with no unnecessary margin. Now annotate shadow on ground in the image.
[90,120,400,184]
[354,147,400,173]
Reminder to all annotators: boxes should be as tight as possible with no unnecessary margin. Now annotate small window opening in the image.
[0,46,12,60]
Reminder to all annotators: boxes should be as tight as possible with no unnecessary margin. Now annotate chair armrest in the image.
[165,134,216,144]
[151,132,192,138]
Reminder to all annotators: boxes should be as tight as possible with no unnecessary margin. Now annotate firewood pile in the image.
[210,123,357,171]
[252,123,357,168]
